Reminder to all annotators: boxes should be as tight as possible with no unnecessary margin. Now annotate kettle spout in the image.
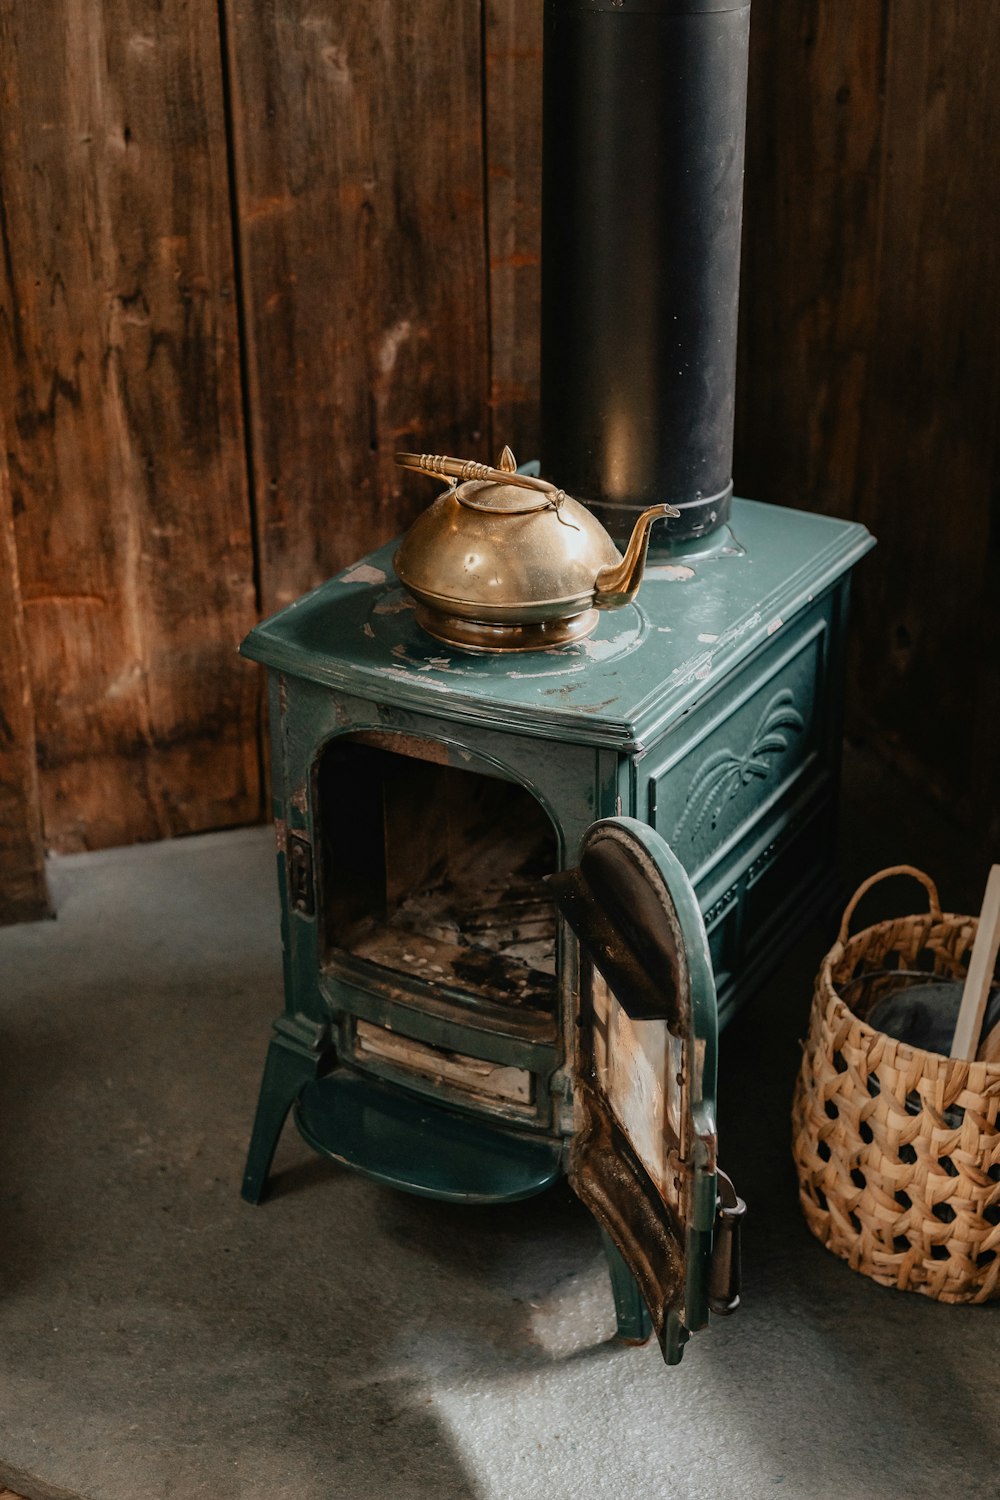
[593,503,679,609]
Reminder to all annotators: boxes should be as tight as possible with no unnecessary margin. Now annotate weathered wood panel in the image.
[736,1,888,516]
[854,0,1000,840]
[484,0,543,462]
[0,0,996,892]
[223,0,491,613]
[0,430,49,924]
[737,0,1000,844]
[0,0,261,853]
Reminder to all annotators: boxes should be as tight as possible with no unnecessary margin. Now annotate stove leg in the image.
[241,1025,333,1205]
[600,1227,652,1344]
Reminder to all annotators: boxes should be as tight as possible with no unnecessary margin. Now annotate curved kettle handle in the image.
[395,451,561,496]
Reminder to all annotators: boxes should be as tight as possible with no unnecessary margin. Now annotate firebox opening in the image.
[317,735,558,1017]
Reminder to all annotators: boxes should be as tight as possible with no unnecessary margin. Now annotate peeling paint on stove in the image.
[339,563,386,586]
[373,591,415,615]
[767,617,783,635]
[667,611,765,689]
[668,651,712,687]
[697,633,718,644]
[508,663,588,681]
[239,500,875,752]
[386,643,466,675]
[546,683,586,698]
[382,667,453,692]
[727,612,762,644]
[645,564,695,582]
[581,633,631,661]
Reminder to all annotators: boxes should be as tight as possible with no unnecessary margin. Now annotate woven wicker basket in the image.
[792,865,1000,1302]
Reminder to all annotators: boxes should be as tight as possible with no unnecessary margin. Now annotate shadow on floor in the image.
[0,750,997,1500]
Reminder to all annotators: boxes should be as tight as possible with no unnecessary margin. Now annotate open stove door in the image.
[548,817,744,1365]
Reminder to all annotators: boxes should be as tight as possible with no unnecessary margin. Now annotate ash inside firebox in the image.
[320,737,558,1015]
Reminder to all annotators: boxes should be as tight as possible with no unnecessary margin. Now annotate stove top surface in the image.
[242,498,873,750]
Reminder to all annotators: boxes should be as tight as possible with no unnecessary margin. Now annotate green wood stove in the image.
[240,498,872,1362]
[238,0,875,1364]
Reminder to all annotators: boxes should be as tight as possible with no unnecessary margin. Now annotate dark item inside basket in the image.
[843,968,1000,1057]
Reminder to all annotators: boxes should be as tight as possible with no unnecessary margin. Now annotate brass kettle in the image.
[394,447,677,653]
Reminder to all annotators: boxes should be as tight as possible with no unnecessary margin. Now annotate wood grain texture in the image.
[0,0,996,878]
[736,0,888,515]
[737,0,1000,844]
[484,0,542,462]
[0,0,261,853]
[223,0,491,613]
[0,427,49,924]
[853,0,1000,839]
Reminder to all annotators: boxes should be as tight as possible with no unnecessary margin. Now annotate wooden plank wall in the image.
[222,0,491,614]
[0,1,260,863]
[0,0,997,920]
[484,0,543,463]
[737,0,1000,844]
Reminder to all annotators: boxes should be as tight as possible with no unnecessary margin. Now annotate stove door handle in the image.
[708,1167,745,1316]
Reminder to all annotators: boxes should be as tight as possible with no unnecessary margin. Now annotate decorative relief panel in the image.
[672,689,804,844]
[648,613,829,885]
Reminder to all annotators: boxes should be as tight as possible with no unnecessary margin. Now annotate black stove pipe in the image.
[540,0,751,546]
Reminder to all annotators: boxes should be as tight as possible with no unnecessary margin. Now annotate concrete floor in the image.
[0,744,997,1500]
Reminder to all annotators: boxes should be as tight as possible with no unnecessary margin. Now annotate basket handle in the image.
[837,865,942,947]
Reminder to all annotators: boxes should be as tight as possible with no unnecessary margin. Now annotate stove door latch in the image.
[287,832,316,918]
[708,1168,745,1316]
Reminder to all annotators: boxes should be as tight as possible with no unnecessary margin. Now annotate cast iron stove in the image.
[239,496,871,1360]
[238,0,875,1363]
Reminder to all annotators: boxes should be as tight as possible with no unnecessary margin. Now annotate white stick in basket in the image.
[951,864,1000,1062]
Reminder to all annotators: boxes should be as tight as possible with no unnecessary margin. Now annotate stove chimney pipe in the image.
[540,0,751,546]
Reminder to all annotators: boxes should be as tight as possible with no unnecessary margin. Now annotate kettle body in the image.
[394,449,675,653]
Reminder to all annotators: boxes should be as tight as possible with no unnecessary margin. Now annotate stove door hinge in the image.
[287,832,316,918]
[549,1069,576,1134]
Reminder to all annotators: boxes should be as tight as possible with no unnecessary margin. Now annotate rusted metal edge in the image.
[569,1079,688,1355]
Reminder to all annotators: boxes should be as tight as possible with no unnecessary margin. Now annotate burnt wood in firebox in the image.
[318,738,557,1014]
